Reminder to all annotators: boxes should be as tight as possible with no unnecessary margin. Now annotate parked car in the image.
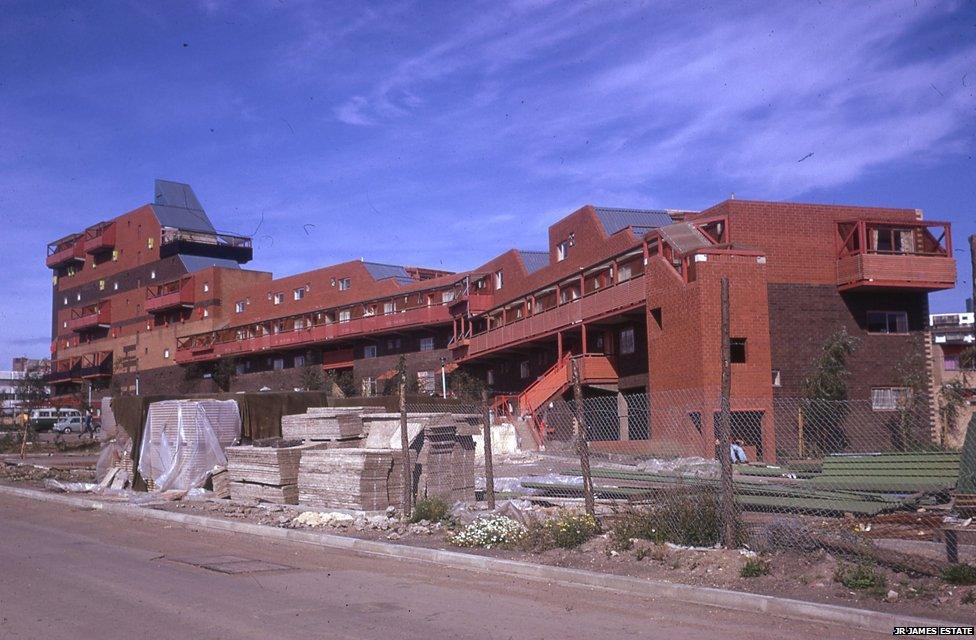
[29,407,82,431]
[53,415,99,435]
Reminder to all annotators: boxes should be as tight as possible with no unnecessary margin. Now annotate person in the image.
[731,439,748,464]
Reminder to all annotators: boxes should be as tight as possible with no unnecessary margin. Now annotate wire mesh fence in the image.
[401,388,974,575]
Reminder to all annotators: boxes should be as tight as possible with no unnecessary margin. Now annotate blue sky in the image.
[1,0,974,366]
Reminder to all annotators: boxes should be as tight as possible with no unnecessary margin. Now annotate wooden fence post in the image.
[573,358,595,516]
[718,276,736,547]
[399,374,412,521]
[482,389,496,510]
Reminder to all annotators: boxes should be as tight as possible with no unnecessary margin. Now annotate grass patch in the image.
[941,564,976,586]
[520,511,601,552]
[834,563,886,593]
[410,497,450,523]
[740,558,771,578]
[609,488,739,550]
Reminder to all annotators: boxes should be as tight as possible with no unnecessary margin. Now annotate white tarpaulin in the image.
[138,399,241,491]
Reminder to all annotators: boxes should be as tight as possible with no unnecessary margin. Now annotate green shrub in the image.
[610,488,737,549]
[520,511,600,552]
[410,497,450,523]
[834,563,886,592]
[740,558,771,578]
[941,564,976,586]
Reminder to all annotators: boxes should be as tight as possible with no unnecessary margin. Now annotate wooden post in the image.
[572,358,595,516]
[399,373,412,521]
[581,323,587,355]
[718,277,736,547]
[481,389,496,510]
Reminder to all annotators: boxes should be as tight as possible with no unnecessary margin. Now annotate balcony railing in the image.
[46,236,85,269]
[83,222,116,255]
[67,301,111,333]
[159,226,253,262]
[464,275,645,357]
[146,277,195,314]
[175,304,452,363]
[836,220,956,291]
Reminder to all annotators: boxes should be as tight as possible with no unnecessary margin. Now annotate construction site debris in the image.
[298,448,416,511]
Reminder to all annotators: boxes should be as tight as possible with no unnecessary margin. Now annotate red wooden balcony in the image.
[67,301,111,332]
[80,351,113,379]
[464,275,645,358]
[146,276,195,314]
[46,236,85,269]
[47,357,82,383]
[175,304,453,363]
[83,222,116,255]
[836,220,956,291]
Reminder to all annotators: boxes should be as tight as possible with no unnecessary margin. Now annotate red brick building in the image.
[47,183,957,460]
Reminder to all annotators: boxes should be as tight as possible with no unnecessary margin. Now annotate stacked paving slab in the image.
[226,439,321,504]
[298,448,417,511]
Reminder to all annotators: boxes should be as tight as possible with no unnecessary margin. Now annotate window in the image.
[294,355,305,368]
[235,363,247,375]
[339,309,351,322]
[650,307,663,330]
[872,387,912,411]
[556,240,569,262]
[772,369,782,387]
[163,349,170,359]
[113,282,118,291]
[442,290,455,303]
[338,278,351,291]
[273,293,283,305]
[202,309,209,318]
[494,270,503,290]
[363,345,377,358]
[111,249,119,262]
[689,412,703,434]
[867,311,909,334]
[387,338,401,350]
[63,297,68,305]
[520,361,530,379]
[293,287,305,300]
[294,318,306,330]
[383,301,395,315]
[273,357,284,371]
[98,279,105,291]
[235,301,245,313]
[419,337,435,352]
[730,338,747,363]
[620,327,635,355]
[76,293,81,301]
[417,371,436,395]
[147,237,154,249]
[486,369,495,385]
[618,263,633,282]
[150,270,156,280]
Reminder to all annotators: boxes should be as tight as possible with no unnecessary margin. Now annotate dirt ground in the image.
[3,451,974,624]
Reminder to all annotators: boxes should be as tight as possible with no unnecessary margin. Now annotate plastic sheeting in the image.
[137,400,241,492]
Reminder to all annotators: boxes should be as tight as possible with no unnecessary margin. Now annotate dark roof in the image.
[151,179,217,233]
[518,250,549,274]
[363,262,414,285]
[594,207,673,235]
[178,255,241,272]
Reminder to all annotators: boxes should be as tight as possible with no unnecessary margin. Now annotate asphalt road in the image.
[0,494,890,640]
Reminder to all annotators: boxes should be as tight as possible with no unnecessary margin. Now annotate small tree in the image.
[212,358,237,392]
[448,369,486,401]
[938,379,968,445]
[300,365,325,391]
[890,345,929,451]
[801,328,860,454]
[325,370,356,397]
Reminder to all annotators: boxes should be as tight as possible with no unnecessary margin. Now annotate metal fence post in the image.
[481,389,496,510]
[718,276,736,547]
[572,358,595,516]
[399,374,412,520]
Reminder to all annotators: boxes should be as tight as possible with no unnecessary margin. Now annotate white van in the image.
[29,407,82,431]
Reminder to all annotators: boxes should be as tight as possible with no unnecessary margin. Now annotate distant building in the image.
[11,357,50,375]
[930,309,976,446]
[1,359,51,415]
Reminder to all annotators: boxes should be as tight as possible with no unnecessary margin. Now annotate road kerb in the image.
[0,483,956,633]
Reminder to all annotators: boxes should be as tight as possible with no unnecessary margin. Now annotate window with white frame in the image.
[339,309,351,322]
[419,337,435,352]
[273,357,285,371]
[442,290,455,303]
[520,361,530,379]
[556,240,569,262]
[293,287,305,300]
[363,345,377,358]
[620,327,636,355]
[294,318,306,330]
[163,349,170,359]
[203,282,209,293]
[338,278,351,291]
[871,387,912,411]
[235,301,245,313]
[618,263,633,282]
[383,301,395,315]
[273,292,284,305]
[494,270,503,290]
[867,310,909,334]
